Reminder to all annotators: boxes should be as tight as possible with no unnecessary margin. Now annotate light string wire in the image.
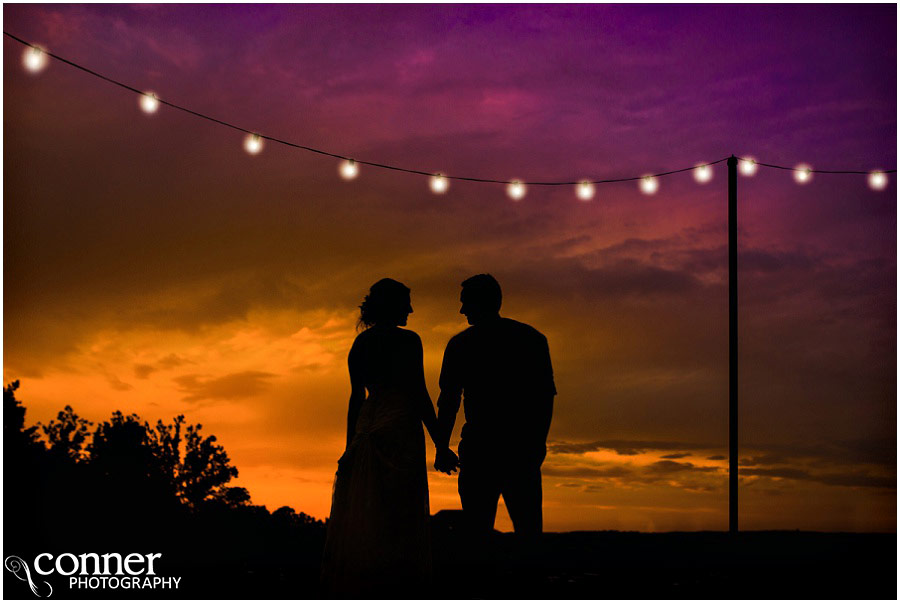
[5,31,896,187]
[749,160,893,176]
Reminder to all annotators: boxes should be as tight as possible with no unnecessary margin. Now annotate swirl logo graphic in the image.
[5,555,53,598]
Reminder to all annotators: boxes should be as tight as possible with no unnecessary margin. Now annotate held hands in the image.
[434,447,460,475]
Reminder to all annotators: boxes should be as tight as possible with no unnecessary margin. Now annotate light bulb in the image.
[868,170,888,191]
[739,157,757,176]
[694,164,713,183]
[794,164,812,184]
[243,133,263,155]
[576,181,595,201]
[639,175,659,195]
[506,180,526,201]
[340,159,359,180]
[140,92,159,114]
[23,46,48,73]
[430,174,449,194]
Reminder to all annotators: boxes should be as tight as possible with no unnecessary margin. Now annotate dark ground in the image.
[433,530,897,599]
[8,529,895,599]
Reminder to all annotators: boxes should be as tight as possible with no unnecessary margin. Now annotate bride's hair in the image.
[358,278,411,329]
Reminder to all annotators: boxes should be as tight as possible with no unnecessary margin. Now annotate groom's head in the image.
[460,274,502,325]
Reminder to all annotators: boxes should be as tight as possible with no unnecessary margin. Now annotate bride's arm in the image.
[411,334,439,443]
[346,338,365,450]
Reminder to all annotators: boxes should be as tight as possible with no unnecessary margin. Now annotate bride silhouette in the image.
[321,278,455,597]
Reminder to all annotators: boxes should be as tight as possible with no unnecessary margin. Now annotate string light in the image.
[868,170,888,191]
[140,92,159,114]
[507,180,526,201]
[243,133,263,155]
[430,174,449,194]
[639,175,659,195]
[4,31,894,201]
[576,181,595,201]
[340,159,359,180]
[739,157,758,176]
[22,45,48,73]
[794,164,812,184]
[694,164,713,183]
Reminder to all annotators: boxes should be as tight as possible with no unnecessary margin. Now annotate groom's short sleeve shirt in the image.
[439,317,555,446]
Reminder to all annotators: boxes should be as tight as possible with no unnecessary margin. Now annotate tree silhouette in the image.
[3,381,327,598]
[89,410,158,473]
[180,422,240,507]
[146,414,185,495]
[39,405,92,463]
[4,381,46,551]
[142,414,242,507]
[223,485,253,507]
[3,380,41,455]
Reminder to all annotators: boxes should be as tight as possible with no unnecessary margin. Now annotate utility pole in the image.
[728,155,738,533]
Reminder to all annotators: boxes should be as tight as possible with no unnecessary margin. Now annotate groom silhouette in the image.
[434,274,556,535]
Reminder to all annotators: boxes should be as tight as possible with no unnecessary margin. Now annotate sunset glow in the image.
[4,4,895,534]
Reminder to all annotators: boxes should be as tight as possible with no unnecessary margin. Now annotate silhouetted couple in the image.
[320,274,556,597]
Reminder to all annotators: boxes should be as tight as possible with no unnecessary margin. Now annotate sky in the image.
[3,4,896,532]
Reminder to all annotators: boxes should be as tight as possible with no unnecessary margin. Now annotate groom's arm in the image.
[435,391,461,451]
[535,333,556,445]
[434,388,461,474]
[529,333,556,464]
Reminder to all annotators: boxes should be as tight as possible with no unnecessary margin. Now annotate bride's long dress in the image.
[321,329,432,597]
